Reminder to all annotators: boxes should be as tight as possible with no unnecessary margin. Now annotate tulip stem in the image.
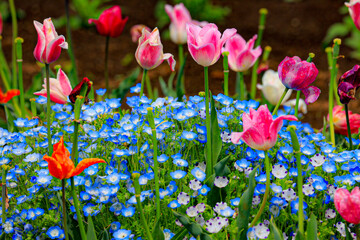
[178,44,185,94]
[204,66,213,177]
[0,37,11,91]
[61,179,69,240]
[146,73,154,99]
[9,0,17,90]
[15,38,25,118]
[250,150,270,227]
[139,69,148,98]
[70,178,87,240]
[272,88,289,116]
[223,52,229,96]
[45,64,53,155]
[104,36,110,97]
[237,72,246,100]
[345,104,353,150]
[2,168,7,225]
[294,91,301,118]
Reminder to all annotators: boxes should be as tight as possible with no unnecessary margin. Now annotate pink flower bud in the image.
[130,25,151,43]
[186,23,236,67]
[345,0,360,30]
[278,56,320,104]
[335,187,360,224]
[88,6,128,38]
[33,18,68,64]
[135,28,176,71]
[223,34,262,72]
[165,3,192,45]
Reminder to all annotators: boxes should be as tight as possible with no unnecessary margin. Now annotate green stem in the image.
[326,47,341,106]
[132,173,153,240]
[345,104,353,150]
[272,88,289,116]
[204,67,212,177]
[71,178,87,240]
[61,179,69,240]
[2,168,6,224]
[30,98,37,117]
[178,44,185,94]
[223,52,229,96]
[139,69,148,98]
[250,8,268,99]
[45,64,53,155]
[145,74,153,99]
[237,72,246,100]
[147,108,161,221]
[15,38,25,118]
[294,91,301,118]
[250,150,270,227]
[0,37,11,91]
[104,36,110,97]
[9,0,17,89]
[65,0,78,85]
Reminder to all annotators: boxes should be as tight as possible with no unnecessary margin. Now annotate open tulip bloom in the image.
[334,187,360,225]
[345,0,360,31]
[165,3,192,45]
[330,105,360,136]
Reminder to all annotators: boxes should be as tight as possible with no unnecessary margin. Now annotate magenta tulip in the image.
[337,65,360,104]
[224,34,262,72]
[88,6,128,38]
[231,105,297,150]
[186,23,236,67]
[334,187,360,224]
[165,3,192,45]
[345,0,360,30]
[34,69,72,104]
[33,18,68,64]
[135,28,176,71]
[278,56,320,104]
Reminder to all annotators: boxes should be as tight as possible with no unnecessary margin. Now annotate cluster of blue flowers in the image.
[0,92,358,239]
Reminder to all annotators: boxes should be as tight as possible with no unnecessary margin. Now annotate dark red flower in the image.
[338,65,360,104]
[69,77,91,104]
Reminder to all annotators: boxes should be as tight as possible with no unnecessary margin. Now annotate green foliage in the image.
[173,211,214,240]
[269,217,284,240]
[152,218,165,240]
[87,215,98,240]
[306,213,318,240]
[110,67,141,100]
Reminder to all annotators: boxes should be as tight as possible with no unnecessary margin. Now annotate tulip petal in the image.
[230,132,243,144]
[45,35,67,64]
[163,53,176,71]
[241,127,266,150]
[301,86,321,104]
[110,16,128,38]
[220,28,237,48]
[188,42,215,67]
[0,89,20,104]
[58,69,72,96]
[44,155,64,179]
[72,158,106,177]
[33,21,46,63]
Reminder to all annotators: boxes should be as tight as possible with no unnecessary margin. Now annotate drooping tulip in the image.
[337,65,360,104]
[34,69,72,104]
[88,6,128,38]
[186,23,236,67]
[130,25,151,43]
[224,34,262,72]
[334,187,360,224]
[257,69,292,105]
[44,137,106,180]
[69,77,92,104]
[345,0,360,30]
[135,28,176,71]
[33,18,68,64]
[231,105,297,150]
[278,56,320,104]
[165,3,192,45]
[0,89,20,104]
[328,105,360,135]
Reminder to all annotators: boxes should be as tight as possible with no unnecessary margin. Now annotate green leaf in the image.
[306,213,318,240]
[171,228,188,240]
[269,217,284,240]
[173,211,213,239]
[323,22,350,44]
[87,215,98,240]
[110,68,140,100]
[214,156,230,176]
[100,229,110,240]
[237,166,258,239]
[4,106,17,132]
[176,54,187,101]
[152,218,165,240]
[345,222,352,240]
[210,92,222,166]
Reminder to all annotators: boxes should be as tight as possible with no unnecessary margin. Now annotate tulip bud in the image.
[165,3,192,45]
[69,77,92,104]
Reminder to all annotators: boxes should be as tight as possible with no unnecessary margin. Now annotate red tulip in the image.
[69,77,92,104]
[88,6,128,38]
[334,187,360,224]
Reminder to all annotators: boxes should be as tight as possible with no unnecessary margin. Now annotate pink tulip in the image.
[88,6,128,38]
[334,187,360,224]
[231,105,297,150]
[345,0,360,30]
[186,23,236,67]
[34,69,72,104]
[165,3,192,45]
[223,34,262,72]
[135,28,176,71]
[130,24,151,43]
[328,105,360,135]
[278,56,320,104]
[33,18,68,64]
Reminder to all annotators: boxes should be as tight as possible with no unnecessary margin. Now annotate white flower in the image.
[257,69,292,105]
[310,154,326,167]
[325,209,336,219]
[272,164,288,179]
[282,188,297,201]
[283,98,307,114]
[302,184,315,196]
[254,222,270,239]
[213,202,228,215]
[196,203,206,213]
[205,217,229,233]
[189,179,202,191]
[186,206,199,217]
[252,195,261,206]
[177,192,190,205]
[214,176,229,188]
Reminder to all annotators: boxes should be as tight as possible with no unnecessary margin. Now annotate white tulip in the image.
[283,98,308,114]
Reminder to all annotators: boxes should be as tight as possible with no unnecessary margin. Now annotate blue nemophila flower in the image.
[191,167,206,182]
[110,221,121,233]
[106,98,121,108]
[46,226,64,239]
[84,164,99,176]
[230,197,240,206]
[0,157,11,165]
[199,185,211,196]
[170,170,187,179]
[220,206,235,217]
[181,131,197,141]
[168,200,181,209]
[113,229,132,240]
[121,206,135,217]
[83,203,96,217]
[270,183,283,194]
[130,83,141,93]
[96,88,106,96]
[37,175,52,185]
[24,153,42,163]
[80,191,91,201]
[172,158,188,167]
[291,199,308,214]
[158,154,169,163]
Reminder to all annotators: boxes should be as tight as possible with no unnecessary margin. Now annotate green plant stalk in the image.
[147,108,161,221]
[326,47,341,106]
[222,52,229,96]
[65,0,78,85]
[238,72,246,100]
[15,38,25,118]
[132,173,153,240]
[250,150,270,227]
[139,69,148,98]
[0,37,11,91]
[329,39,341,146]
[345,104,353,150]
[30,99,37,117]
[104,36,110,98]
[178,44,185,94]
[250,8,268,99]
[272,88,289,116]
[2,168,6,224]
[9,0,18,90]
[45,64,53,155]
[204,66,212,177]
[61,179,69,240]
[146,74,153,99]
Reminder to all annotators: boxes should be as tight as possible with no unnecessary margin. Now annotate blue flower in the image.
[96,88,107,96]
[46,226,64,239]
[191,167,206,182]
[130,83,141,93]
[121,206,135,217]
[168,200,181,209]
[181,131,197,141]
[170,170,187,179]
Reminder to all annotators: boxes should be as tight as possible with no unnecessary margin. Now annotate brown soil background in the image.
[1,0,360,129]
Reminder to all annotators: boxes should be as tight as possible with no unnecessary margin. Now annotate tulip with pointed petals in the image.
[278,56,320,104]
[334,187,360,224]
[231,105,297,150]
[224,34,262,72]
[135,28,176,71]
[88,6,128,38]
[34,69,72,104]
[345,0,360,31]
[44,137,106,180]
[165,3,192,45]
[186,23,236,67]
[0,89,20,104]
[337,65,360,104]
[328,105,360,135]
[33,18,68,64]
